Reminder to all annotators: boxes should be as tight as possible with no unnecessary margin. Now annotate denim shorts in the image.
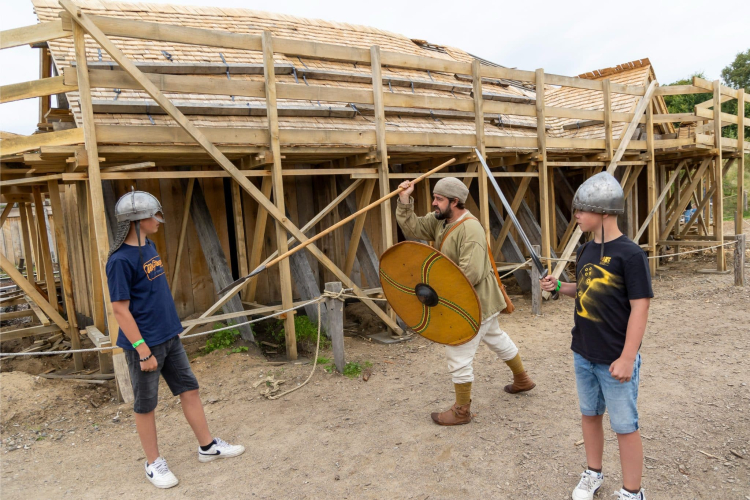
[573,352,641,434]
[125,335,199,414]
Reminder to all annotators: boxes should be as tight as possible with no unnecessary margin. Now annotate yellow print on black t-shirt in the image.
[143,256,165,281]
[576,263,623,323]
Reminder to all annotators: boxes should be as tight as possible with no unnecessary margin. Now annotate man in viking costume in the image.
[106,190,244,489]
[396,177,536,426]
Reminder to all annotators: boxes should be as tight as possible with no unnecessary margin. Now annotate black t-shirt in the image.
[571,235,653,364]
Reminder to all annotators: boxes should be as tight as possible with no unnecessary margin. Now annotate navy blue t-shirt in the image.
[571,235,654,364]
[106,239,183,350]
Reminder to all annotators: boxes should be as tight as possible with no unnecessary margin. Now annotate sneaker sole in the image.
[198,448,245,462]
[148,477,179,489]
[571,484,602,500]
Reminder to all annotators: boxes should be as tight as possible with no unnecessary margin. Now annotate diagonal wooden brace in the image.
[60,2,401,334]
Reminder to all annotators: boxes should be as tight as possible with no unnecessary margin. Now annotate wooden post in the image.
[343,179,376,276]
[262,31,296,360]
[72,22,130,399]
[472,59,490,241]
[47,181,83,370]
[170,177,194,291]
[736,89,745,236]
[646,101,657,275]
[603,79,613,161]
[531,245,542,315]
[370,46,394,251]
[246,176,273,301]
[230,180,249,298]
[325,282,345,373]
[26,203,43,282]
[735,234,746,287]
[535,69,551,271]
[39,47,51,124]
[713,80,725,271]
[32,187,58,309]
[18,203,35,284]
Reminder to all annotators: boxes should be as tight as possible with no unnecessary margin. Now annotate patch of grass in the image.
[272,315,330,350]
[342,361,372,379]
[204,322,241,353]
[316,356,335,373]
[231,346,249,354]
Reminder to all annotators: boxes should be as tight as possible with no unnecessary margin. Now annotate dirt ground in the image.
[1,225,749,499]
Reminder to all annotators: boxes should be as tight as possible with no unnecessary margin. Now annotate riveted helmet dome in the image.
[115,190,164,223]
[572,172,625,215]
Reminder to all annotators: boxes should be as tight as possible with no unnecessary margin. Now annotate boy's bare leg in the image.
[180,389,213,447]
[134,411,160,463]
[581,414,605,469]
[617,430,643,491]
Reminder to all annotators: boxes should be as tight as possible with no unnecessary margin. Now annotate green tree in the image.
[720,49,750,140]
[663,72,712,114]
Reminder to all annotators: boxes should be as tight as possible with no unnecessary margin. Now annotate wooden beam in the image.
[24,295,50,326]
[0,203,13,227]
[544,81,658,299]
[0,128,84,157]
[660,157,712,239]
[736,89,745,235]
[262,31,296,359]
[494,164,535,250]
[25,203,43,282]
[646,101,657,274]
[170,177,194,291]
[0,76,71,104]
[47,180,83,370]
[101,161,155,173]
[245,177,273,302]
[0,324,61,343]
[343,179,376,276]
[0,253,68,331]
[473,59,490,241]
[32,187,58,311]
[603,79,613,161]
[230,180,248,300]
[18,203,35,284]
[370,46,394,254]
[635,164,682,242]
[713,80,725,272]
[0,20,68,50]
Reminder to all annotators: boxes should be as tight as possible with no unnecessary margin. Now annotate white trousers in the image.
[445,315,518,384]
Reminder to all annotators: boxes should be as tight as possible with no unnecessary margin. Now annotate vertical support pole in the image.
[39,47,51,124]
[370,46,393,251]
[246,176,273,302]
[472,59,490,240]
[47,181,83,371]
[18,204,35,284]
[230,180,249,298]
[26,203,43,282]
[646,100,657,275]
[535,69,551,271]
[603,79,613,161]
[262,31,296,360]
[736,89,745,236]
[32,187,58,309]
[73,23,130,398]
[713,80,725,271]
[531,245,541,316]
[170,177,194,292]
[735,234,746,287]
[325,282,345,373]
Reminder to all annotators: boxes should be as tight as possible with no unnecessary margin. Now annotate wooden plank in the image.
[0,128,84,157]
[246,177,273,302]
[635,164,682,241]
[495,164,535,249]
[32,187,58,310]
[325,282,345,372]
[17,203,35,284]
[230,180,248,299]
[47,180,83,370]
[0,324,61,343]
[0,20,68,50]
[262,32,296,359]
[712,80,725,272]
[473,59,490,241]
[24,295,50,326]
[654,85,710,96]
[736,89,745,235]
[0,203,13,228]
[693,76,739,99]
[101,162,155,173]
[0,76,71,104]
[370,46,394,255]
[660,157,712,239]
[0,253,68,331]
[645,101,657,274]
[343,179,376,276]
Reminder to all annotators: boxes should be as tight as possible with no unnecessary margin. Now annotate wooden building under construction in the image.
[1,0,747,383]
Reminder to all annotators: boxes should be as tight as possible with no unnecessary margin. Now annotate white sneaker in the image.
[198,437,245,462]
[144,457,179,489]
[572,469,604,500]
[612,488,645,500]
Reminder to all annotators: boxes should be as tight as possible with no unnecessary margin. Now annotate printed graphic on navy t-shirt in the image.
[106,239,183,350]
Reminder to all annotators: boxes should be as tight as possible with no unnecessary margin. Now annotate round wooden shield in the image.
[379,241,481,346]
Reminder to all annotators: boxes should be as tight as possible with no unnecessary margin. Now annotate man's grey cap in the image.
[572,172,625,215]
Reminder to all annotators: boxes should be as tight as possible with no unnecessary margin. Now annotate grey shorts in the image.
[124,335,199,414]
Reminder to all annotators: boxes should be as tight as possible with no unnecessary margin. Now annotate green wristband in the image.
[555,280,562,292]
[132,339,145,349]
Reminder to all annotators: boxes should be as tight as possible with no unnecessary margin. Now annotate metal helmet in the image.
[571,172,625,215]
[115,189,165,223]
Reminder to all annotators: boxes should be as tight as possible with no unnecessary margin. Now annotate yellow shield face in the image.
[379,241,481,346]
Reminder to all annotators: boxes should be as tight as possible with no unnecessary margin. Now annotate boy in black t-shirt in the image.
[106,190,245,489]
[542,173,653,500]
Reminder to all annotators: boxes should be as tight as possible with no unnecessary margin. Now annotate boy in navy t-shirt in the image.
[542,173,652,500]
[106,190,244,489]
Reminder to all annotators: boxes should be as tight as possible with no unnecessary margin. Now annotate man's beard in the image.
[434,206,453,221]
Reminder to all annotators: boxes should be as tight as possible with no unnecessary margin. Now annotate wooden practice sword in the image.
[474,148,558,299]
[218,157,457,295]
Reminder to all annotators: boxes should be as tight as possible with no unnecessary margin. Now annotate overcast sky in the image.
[1,0,748,135]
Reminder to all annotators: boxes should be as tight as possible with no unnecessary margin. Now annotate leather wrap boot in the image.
[430,401,472,426]
[504,371,536,394]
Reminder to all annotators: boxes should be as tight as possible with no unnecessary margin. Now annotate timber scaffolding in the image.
[1,0,748,392]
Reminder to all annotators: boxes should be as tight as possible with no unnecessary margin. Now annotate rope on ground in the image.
[650,240,737,259]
